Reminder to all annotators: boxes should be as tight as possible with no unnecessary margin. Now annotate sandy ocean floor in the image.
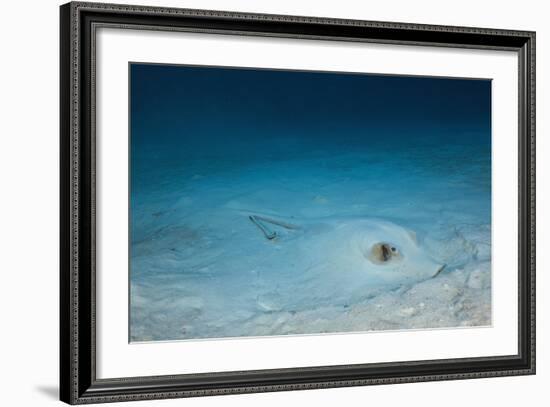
[129,138,491,342]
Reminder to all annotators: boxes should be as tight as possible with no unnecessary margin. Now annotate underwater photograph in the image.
[129,63,492,342]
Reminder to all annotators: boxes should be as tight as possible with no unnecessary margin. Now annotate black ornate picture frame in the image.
[60,2,535,404]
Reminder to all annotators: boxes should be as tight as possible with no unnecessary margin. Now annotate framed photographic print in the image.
[60,1,536,404]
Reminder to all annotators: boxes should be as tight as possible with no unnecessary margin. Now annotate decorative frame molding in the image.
[60,2,535,404]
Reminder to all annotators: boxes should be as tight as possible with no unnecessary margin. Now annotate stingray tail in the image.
[249,214,300,240]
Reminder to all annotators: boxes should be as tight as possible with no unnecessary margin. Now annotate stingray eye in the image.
[367,243,399,264]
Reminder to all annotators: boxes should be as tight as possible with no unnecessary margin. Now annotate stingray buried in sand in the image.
[245,214,445,311]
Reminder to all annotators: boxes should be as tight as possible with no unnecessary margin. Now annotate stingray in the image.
[245,213,446,311]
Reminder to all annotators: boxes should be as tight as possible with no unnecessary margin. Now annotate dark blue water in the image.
[129,64,491,341]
